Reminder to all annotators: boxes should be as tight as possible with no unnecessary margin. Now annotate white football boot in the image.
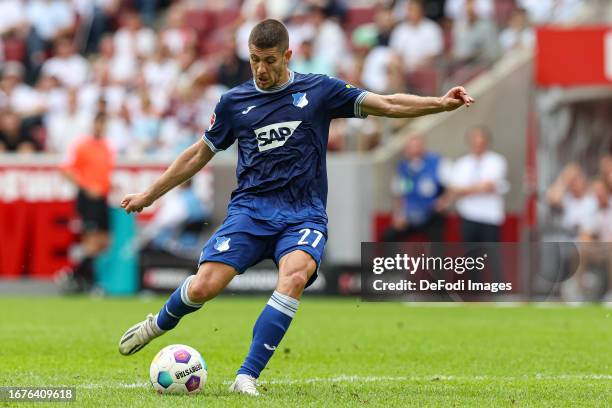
[229,374,260,396]
[118,314,165,355]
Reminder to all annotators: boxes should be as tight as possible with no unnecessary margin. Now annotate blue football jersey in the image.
[202,71,368,224]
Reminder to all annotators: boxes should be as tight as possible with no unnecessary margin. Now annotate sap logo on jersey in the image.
[254,121,301,152]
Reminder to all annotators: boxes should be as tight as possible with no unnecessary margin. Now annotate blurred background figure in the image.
[0,109,39,153]
[58,113,114,293]
[499,7,535,52]
[449,126,508,242]
[574,179,612,302]
[546,164,596,239]
[390,0,443,73]
[383,135,450,242]
[450,0,499,77]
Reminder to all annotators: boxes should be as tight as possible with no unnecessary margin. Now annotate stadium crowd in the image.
[0,0,583,156]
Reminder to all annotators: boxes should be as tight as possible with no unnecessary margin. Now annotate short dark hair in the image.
[248,19,289,52]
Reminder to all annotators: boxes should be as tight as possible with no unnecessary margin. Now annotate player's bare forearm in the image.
[145,140,214,201]
[362,86,475,118]
[121,140,214,213]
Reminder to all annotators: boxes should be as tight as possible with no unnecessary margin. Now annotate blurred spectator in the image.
[449,126,509,242]
[26,0,75,42]
[373,7,397,47]
[290,38,335,76]
[113,10,156,61]
[59,113,114,293]
[286,4,312,54]
[579,180,612,242]
[575,179,612,301]
[0,62,41,117]
[242,0,297,22]
[445,0,494,20]
[599,155,612,191]
[216,39,252,88]
[452,0,499,66]
[25,0,75,82]
[72,0,120,54]
[236,0,267,61]
[46,89,93,154]
[104,102,133,155]
[91,34,137,86]
[383,134,450,242]
[307,6,348,71]
[130,92,162,155]
[356,25,404,94]
[0,110,39,153]
[142,41,180,92]
[518,0,584,24]
[0,0,27,37]
[41,36,90,88]
[160,4,197,56]
[546,164,597,237]
[390,0,443,72]
[499,8,535,52]
[140,180,212,259]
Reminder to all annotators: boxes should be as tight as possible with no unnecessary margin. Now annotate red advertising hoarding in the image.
[536,26,612,86]
[0,158,212,279]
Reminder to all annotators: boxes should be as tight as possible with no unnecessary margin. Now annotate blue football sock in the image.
[237,291,299,378]
[156,275,203,331]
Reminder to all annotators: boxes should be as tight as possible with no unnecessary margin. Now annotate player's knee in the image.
[188,263,235,303]
[280,263,312,292]
[187,276,217,303]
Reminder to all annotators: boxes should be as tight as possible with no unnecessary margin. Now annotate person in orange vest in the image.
[59,112,115,293]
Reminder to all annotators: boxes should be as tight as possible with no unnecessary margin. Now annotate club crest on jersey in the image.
[214,236,230,252]
[254,121,301,152]
[291,92,308,108]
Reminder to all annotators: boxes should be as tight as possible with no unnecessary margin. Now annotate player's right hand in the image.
[121,193,153,214]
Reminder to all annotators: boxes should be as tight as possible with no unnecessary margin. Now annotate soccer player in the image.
[118,19,474,395]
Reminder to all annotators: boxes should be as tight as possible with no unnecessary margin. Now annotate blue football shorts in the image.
[198,213,327,287]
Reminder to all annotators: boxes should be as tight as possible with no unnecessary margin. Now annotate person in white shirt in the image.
[450,126,509,242]
[576,179,612,301]
[517,0,583,24]
[46,89,92,154]
[389,0,443,72]
[0,0,27,37]
[307,6,348,72]
[113,10,156,61]
[546,163,597,237]
[41,36,90,88]
[499,8,535,52]
[445,0,493,21]
[26,0,75,41]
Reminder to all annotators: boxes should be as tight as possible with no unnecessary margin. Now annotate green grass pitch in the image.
[0,297,610,407]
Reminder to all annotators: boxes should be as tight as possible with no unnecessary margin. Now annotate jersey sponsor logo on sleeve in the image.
[254,121,302,152]
[291,92,308,108]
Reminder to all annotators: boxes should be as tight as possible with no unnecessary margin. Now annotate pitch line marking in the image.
[78,374,612,389]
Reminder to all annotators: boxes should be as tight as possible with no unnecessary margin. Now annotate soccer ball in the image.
[149,344,207,394]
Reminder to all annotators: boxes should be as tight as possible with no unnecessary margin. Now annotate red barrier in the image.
[536,26,612,86]
[0,161,212,279]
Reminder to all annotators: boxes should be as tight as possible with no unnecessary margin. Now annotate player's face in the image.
[249,45,292,90]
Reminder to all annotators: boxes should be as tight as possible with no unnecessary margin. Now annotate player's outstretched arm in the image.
[361,86,475,118]
[121,139,214,213]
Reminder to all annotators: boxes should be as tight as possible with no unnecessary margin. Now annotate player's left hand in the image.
[440,86,475,111]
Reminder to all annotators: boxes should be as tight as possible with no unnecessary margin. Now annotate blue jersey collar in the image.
[253,70,294,93]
